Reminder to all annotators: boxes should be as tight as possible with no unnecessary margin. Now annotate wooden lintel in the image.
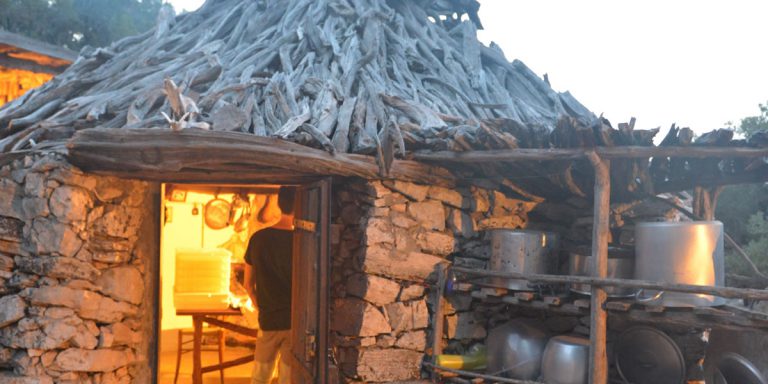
[414,146,768,162]
[66,128,456,187]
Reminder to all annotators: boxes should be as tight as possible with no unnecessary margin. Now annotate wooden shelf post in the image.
[588,152,610,384]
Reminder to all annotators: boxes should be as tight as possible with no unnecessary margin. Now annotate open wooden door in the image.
[290,179,331,384]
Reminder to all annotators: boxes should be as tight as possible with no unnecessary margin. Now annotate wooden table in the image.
[177,308,259,384]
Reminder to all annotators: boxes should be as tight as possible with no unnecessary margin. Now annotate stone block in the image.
[29,219,82,258]
[16,256,100,281]
[25,286,137,323]
[399,284,425,301]
[96,266,143,305]
[49,186,92,223]
[0,216,23,243]
[0,372,53,384]
[470,187,490,213]
[416,231,455,256]
[390,212,417,229]
[0,179,23,220]
[382,181,429,202]
[384,299,428,332]
[395,330,427,351]
[477,215,526,230]
[331,298,391,337]
[0,254,14,271]
[53,348,134,372]
[407,200,445,231]
[356,348,422,382]
[364,218,393,245]
[393,227,419,253]
[360,247,444,282]
[90,206,142,240]
[0,295,26,328]
[346,274,400,307]
[427,186,465,208]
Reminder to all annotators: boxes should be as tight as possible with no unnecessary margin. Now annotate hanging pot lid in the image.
[205,198,231,230]
[714,352,767,384]
[615,326,685,384]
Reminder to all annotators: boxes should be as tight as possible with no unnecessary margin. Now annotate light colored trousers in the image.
[251,330,292,384]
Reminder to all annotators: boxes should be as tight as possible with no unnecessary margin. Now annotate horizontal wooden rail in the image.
[414,146,768,162]
[451,267,768,301]
[423,362,543,384]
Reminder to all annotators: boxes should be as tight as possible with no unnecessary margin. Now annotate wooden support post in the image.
[192,315,203,384]
[587,152,610,384]
[431,263,448,379]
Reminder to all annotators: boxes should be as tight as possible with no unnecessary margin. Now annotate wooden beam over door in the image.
[66,128,456,187]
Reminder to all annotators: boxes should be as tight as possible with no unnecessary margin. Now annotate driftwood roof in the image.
[0,0,766,201]
[0,31,77,74]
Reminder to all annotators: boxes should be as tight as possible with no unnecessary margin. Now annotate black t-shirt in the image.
[245,228,293,330]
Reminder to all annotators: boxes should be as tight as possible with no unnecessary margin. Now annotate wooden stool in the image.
[174,327,225,384]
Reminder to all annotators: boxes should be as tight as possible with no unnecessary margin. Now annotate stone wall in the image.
[329,179,538,382]
[0,153,156,384]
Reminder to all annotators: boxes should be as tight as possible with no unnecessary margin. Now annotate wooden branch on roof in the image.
[414,146,768,162]
[65,128,455,186]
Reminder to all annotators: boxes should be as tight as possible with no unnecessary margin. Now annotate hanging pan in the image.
[204,197,231,230]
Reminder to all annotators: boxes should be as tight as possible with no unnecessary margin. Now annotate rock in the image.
[0,295,26,328]
[399,284,425,301]
[90,206,142,239]
[365,181,391,198]
[407,200,445,231]
[346,274,400,307]
[0,179,23,220]
[416,231,455,256]
[21,198,50,219]
[448,209,476,238]
[0,216,23,243]
[0,254,14,271]
[393,228,419,253]
[382,181,429,202]
[427,186,465,208]
[96,266,143,305]
[445,312,486,340]
[45,307,75,319]
[356,349,422,382]
[445,293,473,314]
[477,215,526,230]
[491,191,538,217]
[360,247,444,282]
[390,212,417,229]
[29,219,82,258]
[49,186,92,223]
[53,348,134,372]
[384,300,428,332]
[16,256,100,281]
[71,324,98,349]
[375,334,396,348]
[25,287,136,323]
[106,322,139,347]
[0,372,53,384]
[395,330,427,351]
[364,218,393,245]
[470,187,490,213]
[371,207,390,217]
[23,173,46,198]
[331,298,391,337]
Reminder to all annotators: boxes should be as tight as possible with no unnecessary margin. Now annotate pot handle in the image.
[635,288,664,304]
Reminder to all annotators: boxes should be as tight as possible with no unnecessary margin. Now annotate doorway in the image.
[155,181,330,384]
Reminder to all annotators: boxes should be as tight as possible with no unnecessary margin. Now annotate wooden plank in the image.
[603,301,633,312]
[192,316,203,384]
[66,128,456,187]
[414,146,768,163]
[587,153,610,384]
[450,267,768,301]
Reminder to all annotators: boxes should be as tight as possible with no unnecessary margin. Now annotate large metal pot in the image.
[486,230,559,291]
[568,246,636,297]
[486,319,549,380]
[634,221,725,307]
[540,335,590,384]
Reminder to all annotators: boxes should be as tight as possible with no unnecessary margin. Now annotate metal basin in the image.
[568,246,636,297]
[486,319,549,380]
[486,230,559,291]
[634,221,725,307]
[540,335,590,384]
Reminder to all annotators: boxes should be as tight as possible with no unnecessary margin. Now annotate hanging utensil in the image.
[234,196,251,233]
[204,194,231,230]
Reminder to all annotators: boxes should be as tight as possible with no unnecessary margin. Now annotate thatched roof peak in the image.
[0,0,595,156]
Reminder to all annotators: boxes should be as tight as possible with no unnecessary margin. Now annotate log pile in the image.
[0,0,593,161]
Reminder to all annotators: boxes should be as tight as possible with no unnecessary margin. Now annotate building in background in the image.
[0,31,76,106]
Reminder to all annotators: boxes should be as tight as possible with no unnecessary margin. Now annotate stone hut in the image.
[1,1,766,383]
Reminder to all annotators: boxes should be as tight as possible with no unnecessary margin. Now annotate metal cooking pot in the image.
[713,352,768,384]
[486,230,559,291]
[568,246,636,297]
[540,335,590,384]
[634,221,725,307]
[486,319,549,380]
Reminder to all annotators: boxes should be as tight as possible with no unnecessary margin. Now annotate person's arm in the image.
[243,260,257,306]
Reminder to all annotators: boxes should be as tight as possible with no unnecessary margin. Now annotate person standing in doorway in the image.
[244,187,295,384]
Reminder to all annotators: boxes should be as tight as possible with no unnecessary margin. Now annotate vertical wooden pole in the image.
[587,152,610,384]
[192,315,203,384]
[431,263,447,378]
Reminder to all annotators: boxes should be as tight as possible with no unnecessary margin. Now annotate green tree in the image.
[0,0,163,51]
[718,101,768,276]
